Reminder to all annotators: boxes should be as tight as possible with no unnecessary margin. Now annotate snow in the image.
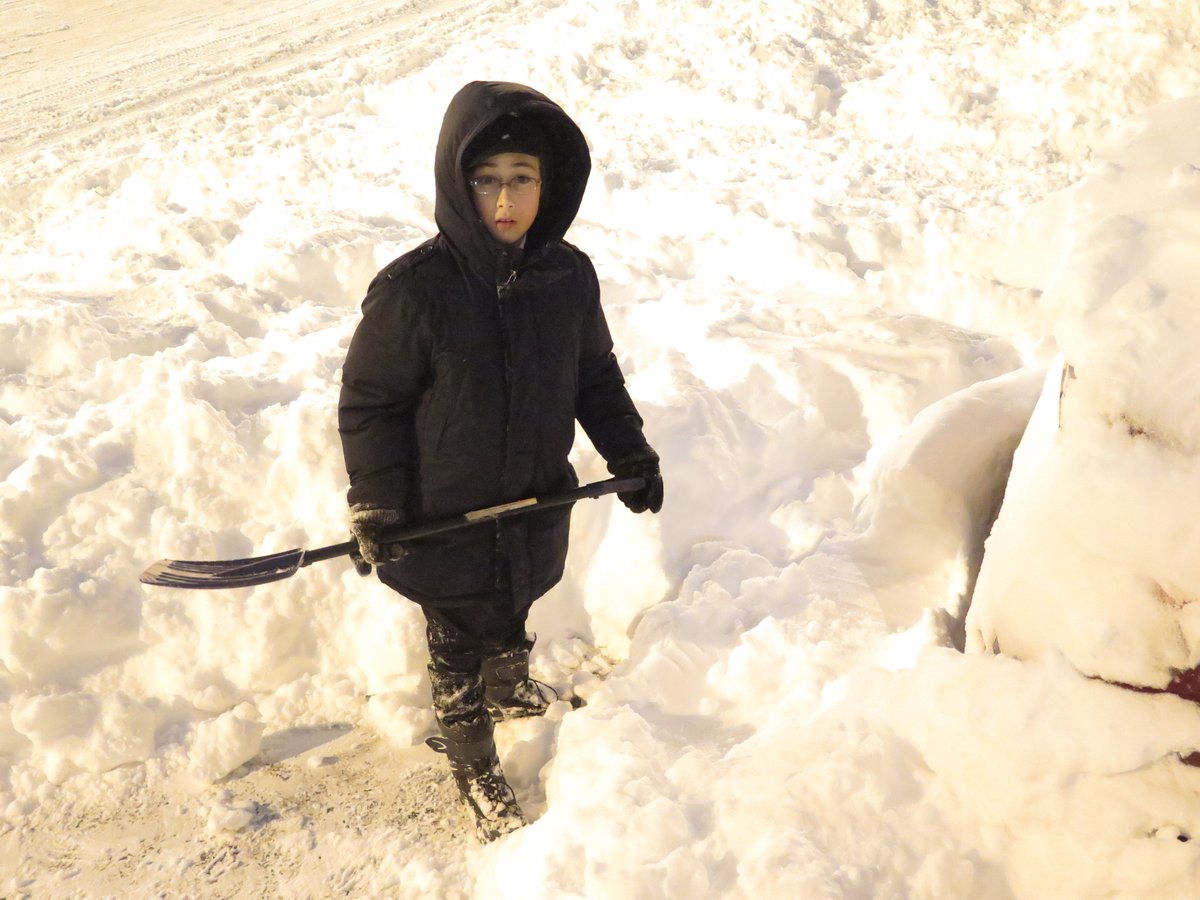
[967,95,1200,690]
[3,0,1200,896]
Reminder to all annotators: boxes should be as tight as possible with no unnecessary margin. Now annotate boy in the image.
[337,81,662,842]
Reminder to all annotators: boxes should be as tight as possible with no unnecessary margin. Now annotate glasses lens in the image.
[470,176,498,195]
[509,176,537,195]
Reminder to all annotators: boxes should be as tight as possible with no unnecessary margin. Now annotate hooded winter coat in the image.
[338,81,651,614]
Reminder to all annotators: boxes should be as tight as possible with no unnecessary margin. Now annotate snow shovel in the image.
[140,476,644,590]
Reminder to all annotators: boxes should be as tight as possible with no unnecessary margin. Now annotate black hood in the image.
[434,81,591,282]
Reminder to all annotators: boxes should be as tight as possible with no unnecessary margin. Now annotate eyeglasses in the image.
[467,174,541,197]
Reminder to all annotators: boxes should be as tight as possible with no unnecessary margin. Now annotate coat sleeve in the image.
[338,263,432,510]
[573,251,652,463]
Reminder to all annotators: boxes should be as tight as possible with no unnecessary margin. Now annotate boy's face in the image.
[468,152,542,245]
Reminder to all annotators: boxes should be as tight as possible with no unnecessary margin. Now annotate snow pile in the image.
[4,0,1200,896]
[188,710,265,784]
[9,692,156,783]
[852,365,1046,631]
[968,97,1200,689]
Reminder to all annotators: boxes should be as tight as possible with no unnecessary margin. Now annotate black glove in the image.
[349,503,407,570]
[608,447,663,514]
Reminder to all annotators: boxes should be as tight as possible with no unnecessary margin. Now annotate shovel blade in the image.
[139,548,305,589]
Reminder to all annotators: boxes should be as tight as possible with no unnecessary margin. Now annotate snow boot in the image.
[481,638,558,721]
[426,665,527,842]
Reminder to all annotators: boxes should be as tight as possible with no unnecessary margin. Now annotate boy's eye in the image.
[510,175,535,187]
[470,175,500,190]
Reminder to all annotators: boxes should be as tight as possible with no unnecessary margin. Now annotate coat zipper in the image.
[496,267,518,501]
[496,267,517,390]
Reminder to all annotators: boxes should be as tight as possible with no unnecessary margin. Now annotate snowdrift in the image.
[4,0,1200,896]
[969,97,1200,691]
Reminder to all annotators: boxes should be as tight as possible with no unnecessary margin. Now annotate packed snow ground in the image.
[3,0,1200,897]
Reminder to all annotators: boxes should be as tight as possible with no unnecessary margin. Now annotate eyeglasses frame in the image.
[467,174,543,197]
